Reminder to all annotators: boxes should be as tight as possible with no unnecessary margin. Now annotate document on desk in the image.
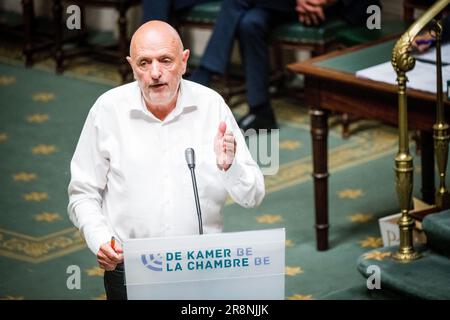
[356,60,450,94]
[414,43,450,64]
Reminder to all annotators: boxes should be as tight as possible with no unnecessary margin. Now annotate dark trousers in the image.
[199,0,296,108]
[198,0,380,110]
[104,263,127,300]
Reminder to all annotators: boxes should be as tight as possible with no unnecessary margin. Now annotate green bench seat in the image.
[272,18,350,46]
[336,19,410,46]
[180,2,411,51]
[180,2,350,52]
[179,1,222,25]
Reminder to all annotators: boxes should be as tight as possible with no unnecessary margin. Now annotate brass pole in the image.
[431,20,450,208]
[392,40,421,261]
[390,0,450,261]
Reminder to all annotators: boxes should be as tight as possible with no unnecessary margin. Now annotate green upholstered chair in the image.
[272,18,350,56]
[178,1,221,26]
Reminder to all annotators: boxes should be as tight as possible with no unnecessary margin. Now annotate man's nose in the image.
[150,62,162,79]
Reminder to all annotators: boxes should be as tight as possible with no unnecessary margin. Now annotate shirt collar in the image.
[130,79,197,121]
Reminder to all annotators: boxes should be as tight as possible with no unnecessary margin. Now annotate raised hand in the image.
[214,121,236,171]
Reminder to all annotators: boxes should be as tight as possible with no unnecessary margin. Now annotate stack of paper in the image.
[414,43,450,65]
[356,60,450,94]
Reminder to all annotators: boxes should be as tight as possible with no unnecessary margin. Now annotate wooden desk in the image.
[288,38,450,251]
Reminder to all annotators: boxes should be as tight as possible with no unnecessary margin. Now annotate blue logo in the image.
[141,253,164,271]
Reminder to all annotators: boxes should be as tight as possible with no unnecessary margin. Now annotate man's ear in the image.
[181,49,190,74]
[126,56,137,80]
[126,56,132,66]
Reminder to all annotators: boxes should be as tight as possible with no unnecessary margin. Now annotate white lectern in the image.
[123,228,285,300]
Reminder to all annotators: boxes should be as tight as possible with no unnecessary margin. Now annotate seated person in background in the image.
[67,21,265,300]
[142,0,213,23]
[413,15,450,52]
[190,0,381,131]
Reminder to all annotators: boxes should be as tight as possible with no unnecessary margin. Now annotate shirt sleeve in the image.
[67,104,113,255]
[219,102,265,208]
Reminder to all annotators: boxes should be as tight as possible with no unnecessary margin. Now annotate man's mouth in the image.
[149,83,166,89]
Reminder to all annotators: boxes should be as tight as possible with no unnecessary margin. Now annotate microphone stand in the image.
[185,148,203,234]
[189,167,203,235]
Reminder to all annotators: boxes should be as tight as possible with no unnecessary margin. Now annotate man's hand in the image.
[296,0,326,26]
[412,32,435,53]
[296,0,335,26]
[214,121,236,171]
[97,240,123,271]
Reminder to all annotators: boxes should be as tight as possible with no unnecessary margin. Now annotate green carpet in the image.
[0,59,431,300]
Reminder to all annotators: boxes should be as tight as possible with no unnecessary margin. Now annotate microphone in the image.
[185,148,203,234]
[185,147,195,169]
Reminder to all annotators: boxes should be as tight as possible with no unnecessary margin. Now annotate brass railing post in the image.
[431,19,450,208]
[392,34,421,261]
[391,0,450,261]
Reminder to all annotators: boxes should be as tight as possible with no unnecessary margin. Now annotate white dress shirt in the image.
[68,79,265,255]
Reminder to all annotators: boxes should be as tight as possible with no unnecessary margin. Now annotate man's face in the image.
[128,32,189,110]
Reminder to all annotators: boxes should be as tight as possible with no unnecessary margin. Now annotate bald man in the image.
[67,21,265,300]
